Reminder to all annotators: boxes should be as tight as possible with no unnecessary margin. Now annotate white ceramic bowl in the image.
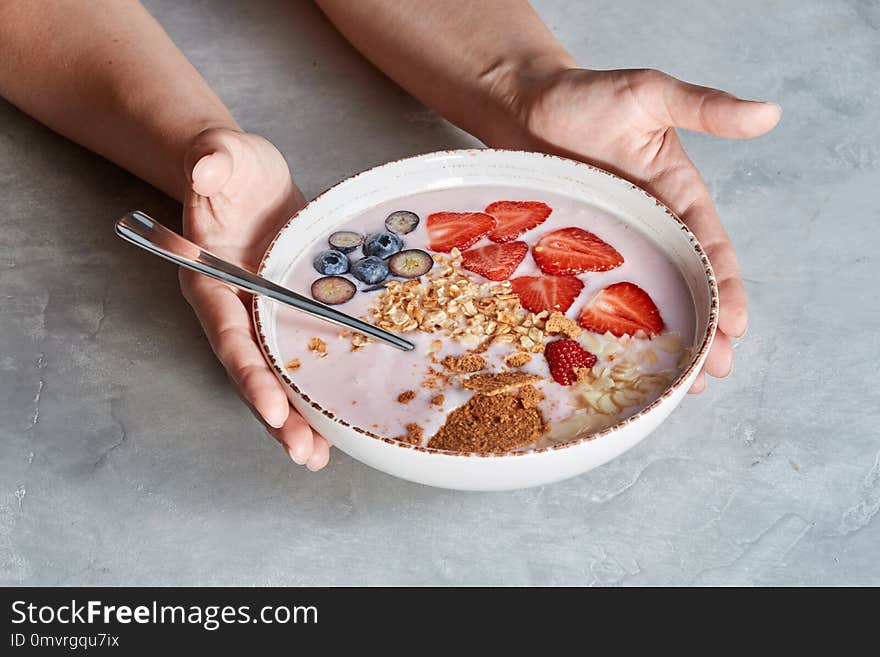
[254,149,717,491]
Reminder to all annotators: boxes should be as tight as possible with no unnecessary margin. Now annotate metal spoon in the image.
[115,210,414,351]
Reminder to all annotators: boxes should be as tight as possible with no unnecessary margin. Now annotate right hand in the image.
[179,128,332,471]
[493,68,781,392]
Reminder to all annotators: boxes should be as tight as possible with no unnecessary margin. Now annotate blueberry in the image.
[388,249,433,278]
[311,276,356,305]
[313,249,350,275]
[385,210,420,235]
[328,230,364,253]
[351,256,390,285]
[362,231,403,259]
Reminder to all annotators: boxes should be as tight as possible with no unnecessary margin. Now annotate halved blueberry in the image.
[388,249,433,278]
[385,210,420,235]
[328,231,364,253]
[310,276,356,305]
[313,249,350,275]
[351,256,390,285]
[362,231,403,259]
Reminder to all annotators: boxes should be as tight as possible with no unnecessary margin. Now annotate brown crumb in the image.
[469,338,493,354]
[393,422,424,446]
[441,353,487,373]
[518,384,545,409]
[421,366,451,389]
[307,337,328,357]
[503,351,532,368]
[397,390,416,404]
[461,371,542,396]
[350,332,371,352]
[284,358,301,371]
[545,311,582,338]
[430,394,445,406]
[574,367,592,382]
[428,393,543,453]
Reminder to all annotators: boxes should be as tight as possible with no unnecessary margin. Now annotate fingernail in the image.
[191,152,216,184]
[732,325,748,340]
[287,446,308,465]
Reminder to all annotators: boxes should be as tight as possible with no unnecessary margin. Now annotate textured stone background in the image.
[1,0,878,585]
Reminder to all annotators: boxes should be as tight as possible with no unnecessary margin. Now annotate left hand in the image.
[492,67,781,392]
[179,128,332,469]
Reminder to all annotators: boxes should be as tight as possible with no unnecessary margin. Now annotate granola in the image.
[368,250,547,353]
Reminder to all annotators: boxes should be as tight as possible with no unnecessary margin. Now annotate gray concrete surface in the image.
[1,0,878,586]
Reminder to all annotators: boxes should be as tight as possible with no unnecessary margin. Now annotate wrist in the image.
[472,51,578,150]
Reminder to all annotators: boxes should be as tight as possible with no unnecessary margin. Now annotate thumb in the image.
[656,73,781,139]
[184,128,238,197]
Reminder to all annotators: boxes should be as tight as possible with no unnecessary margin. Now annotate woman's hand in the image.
[179,128,331,470]
[496,68,781,392]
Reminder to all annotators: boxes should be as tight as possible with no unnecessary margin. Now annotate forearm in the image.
[314,0,575,147]
[0,0,237,200]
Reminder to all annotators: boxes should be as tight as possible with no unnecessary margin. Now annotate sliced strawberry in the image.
[544,339,597,386]
[426,212,496,252]
[484,200,552,242]
[532,227,623,275]
[510,275,584,314]
[460,241,528,281]
[577,282,664,337]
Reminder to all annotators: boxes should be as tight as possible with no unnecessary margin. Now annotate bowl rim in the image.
[252,148,719,459]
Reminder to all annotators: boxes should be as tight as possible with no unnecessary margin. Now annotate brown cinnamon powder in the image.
[517,384,545,409]
[397,390,416,404]
[428,393,544,453]
[421,366,451,389]
[461,371,542,396]
[394,422,424,446]
[430,394,445,406]
[441,353,486,373]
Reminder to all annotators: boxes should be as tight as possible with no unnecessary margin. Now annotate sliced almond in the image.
[638,348,658,366]
[653,332,683,353]
[597,393,619,415]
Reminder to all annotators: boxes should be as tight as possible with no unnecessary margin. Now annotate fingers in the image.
[306,435,332,472]
[687,332,733,394]
[703,331,733,378]
[688,371,706,394]
[689,207,749,339]
[648,145,749,341]
[716,274,748,338]
[268,415,331,471]
[640,70,781,138]
[270,411,314,463]
[181,270,290,429]
[191,151,234,197]
[184,128,239,196]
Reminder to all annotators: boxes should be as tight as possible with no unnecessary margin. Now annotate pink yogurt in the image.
[274,186,696,448]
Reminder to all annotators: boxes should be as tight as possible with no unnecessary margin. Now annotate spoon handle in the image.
[115,210,414,351]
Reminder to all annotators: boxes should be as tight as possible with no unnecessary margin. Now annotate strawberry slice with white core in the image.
[532,227,624,275]
[577,281,664,337]
[426,212,496,252]
[510,275,584,314]
[485,200,552,242]
[461,241,528,281]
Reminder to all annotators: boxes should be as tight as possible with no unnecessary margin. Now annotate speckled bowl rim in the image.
[253,148,719,459]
